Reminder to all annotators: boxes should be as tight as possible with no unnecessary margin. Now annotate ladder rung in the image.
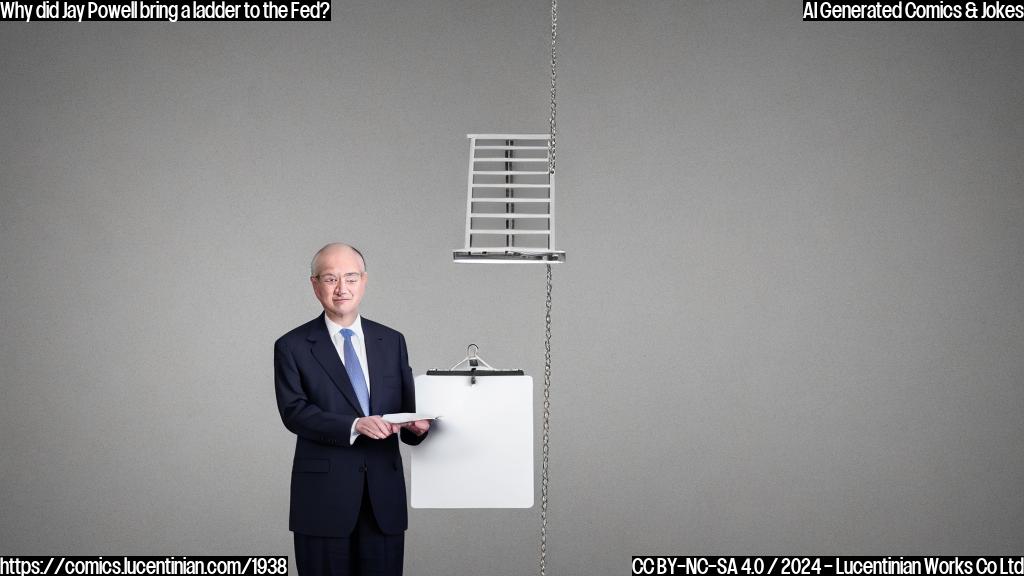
[471,213,551,219]
[471,198,551,203]
[470,229,551,235]
[473,157,548,163]
[473,171,549,176]
[472,183,550,189]
[468,133,550,140]
[473,145,550,150]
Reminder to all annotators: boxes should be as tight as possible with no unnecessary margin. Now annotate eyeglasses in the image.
[315,272,363,286]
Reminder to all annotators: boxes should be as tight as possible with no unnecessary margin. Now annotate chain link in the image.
[548,0,557,178]
[539,263,553,576]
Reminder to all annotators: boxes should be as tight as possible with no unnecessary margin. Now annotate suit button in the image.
[360,465,368,473]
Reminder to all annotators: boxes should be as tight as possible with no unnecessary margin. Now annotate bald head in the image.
[310,243,366,277]
[309,243,368,325]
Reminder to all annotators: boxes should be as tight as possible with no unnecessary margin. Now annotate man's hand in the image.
[355,416,398,440]
[401,419,430,436]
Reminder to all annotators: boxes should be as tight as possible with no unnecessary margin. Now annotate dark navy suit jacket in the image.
[274,313,426,537]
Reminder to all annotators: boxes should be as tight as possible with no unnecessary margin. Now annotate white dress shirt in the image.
[324,315,371,444]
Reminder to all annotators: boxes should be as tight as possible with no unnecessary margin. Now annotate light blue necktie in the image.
[340,328,371,416]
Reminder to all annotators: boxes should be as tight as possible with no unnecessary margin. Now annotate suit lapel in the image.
[307,314,366,417]
[362,320,386,415]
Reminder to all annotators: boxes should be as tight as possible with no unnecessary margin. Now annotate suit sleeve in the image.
[275,338,357,446]
[398,332,428,446]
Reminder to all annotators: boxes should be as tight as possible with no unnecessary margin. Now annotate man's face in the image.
[310,247,367,324]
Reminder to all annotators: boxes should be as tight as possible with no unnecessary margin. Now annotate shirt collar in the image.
[325,314,363,341]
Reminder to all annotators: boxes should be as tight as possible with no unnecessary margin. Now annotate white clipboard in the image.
[411,371,534,509]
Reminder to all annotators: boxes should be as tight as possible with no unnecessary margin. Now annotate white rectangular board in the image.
[411,374,533,508]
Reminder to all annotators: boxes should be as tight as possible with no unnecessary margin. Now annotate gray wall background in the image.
[2,1,1023,572]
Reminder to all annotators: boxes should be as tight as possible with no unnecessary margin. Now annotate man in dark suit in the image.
[275,243,430,576]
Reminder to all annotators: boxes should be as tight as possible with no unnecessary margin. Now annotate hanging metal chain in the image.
[539,263,553,576]
[540,1,557,575]
[547,0,557,178]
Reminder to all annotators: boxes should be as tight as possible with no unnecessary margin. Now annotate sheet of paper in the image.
[411,374,533,508]
[382,412,440,424]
